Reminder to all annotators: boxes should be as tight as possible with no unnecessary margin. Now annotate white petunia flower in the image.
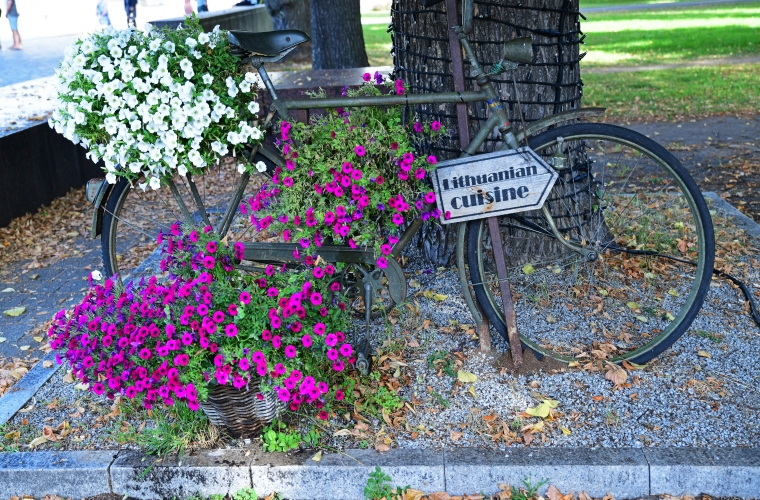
[198,33,210,44]
[149,177,161,190]
[247,101,260,114]
[105,172,117,184]
[185,37,198,49]
[164,41,175,53]
[227,86,239,98]
[178,164,188,176]
[255,161,267,173]
[202,73,213,85]
[149,38,161,51]
[130,119,142,131]
[91,270,103,280]
[128,161,143,173]
[237,163,246,174]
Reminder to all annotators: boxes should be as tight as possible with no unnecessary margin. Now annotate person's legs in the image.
[124,0,136,26]
[8,16,21,50]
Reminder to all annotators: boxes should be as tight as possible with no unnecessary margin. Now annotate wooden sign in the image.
[429,147,558,224]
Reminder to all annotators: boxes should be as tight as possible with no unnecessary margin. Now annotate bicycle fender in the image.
[257,142,285,172]
[90,179,113,239]
[518,107,606,143]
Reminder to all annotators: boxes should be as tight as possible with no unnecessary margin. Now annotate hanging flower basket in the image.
[200,383,284,437]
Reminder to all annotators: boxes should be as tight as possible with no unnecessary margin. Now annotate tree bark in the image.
[264,0,312,63]
[391,0,584,266]
[311,0,369,70]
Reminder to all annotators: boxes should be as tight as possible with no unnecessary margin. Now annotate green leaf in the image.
[522,264,536,275]
[668,288,679,297]
[3,306,26,317]
[626,301,639,310]
[456,370,477,383]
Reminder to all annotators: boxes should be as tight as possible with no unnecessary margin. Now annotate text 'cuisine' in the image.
[440,164,538,209]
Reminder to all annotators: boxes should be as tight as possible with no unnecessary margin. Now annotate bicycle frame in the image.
[232,26,605,265]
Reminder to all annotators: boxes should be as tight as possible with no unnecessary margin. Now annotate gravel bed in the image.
[3,203,759,453]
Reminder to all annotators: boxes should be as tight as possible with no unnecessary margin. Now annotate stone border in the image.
[0,350,60,425]
[1,447,759,499]
[703,191,760,241]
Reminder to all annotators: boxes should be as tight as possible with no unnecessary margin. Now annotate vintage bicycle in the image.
[86,0,715,370]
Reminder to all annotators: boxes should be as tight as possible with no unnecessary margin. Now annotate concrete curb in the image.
[703,191,760,241]
[0,350,61,425]
[1,447,759,499]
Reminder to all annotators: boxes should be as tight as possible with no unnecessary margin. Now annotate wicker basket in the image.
[199,384,283,437]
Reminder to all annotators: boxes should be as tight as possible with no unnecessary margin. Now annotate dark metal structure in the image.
[391,0,585,159]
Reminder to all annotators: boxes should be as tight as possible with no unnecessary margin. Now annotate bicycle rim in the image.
[468,123,714,364]
[101,159,270,281]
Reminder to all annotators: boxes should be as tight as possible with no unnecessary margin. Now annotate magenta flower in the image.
[392,213,404,225]
[310,292,322,306]
[285,345,297,358]
[424,191,436,204]
[339,343,353,357]
[377,257,388,269]
[445,211,452,220]
[327,348,339,360]
[354,145,366,157]
[225,324,238,337]
[283,177,294,187]
[240,291,251,305]
[333,360,344,372]
[271,316,281,329]
[314,323,326,336]
[267,287,279,298]
[203,256,215,269]
[272,335,282,349]
[213,310,225,323]
[302,334,313,348]
[362,72,371,82]
[335,389,345,401]
[206,241,217,254]
[431,120,442,131]
[413,122,423,133]
[325,333,338,346]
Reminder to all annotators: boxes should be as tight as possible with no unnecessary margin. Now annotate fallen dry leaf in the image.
[3,306,26,317]
[42,360,54,368]
[374,442,390,452]
[578,492,592,500]
[605,363,628,387]
[697,350,712,359]
[449,430,463,442]
[427,493,452,500]
[402,489,425,500]
[28,436,49,448]
[311,451,322,462]
[546,485,573,500]
[457,370,477,383]
[524,399,559,419]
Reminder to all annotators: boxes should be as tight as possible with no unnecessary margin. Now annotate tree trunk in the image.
[264,0,312,63]
[311,0,369,69]
[391,0,584,266]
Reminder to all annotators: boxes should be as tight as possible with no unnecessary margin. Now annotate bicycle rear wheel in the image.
[101,154,275,280]
[467,123,714,364]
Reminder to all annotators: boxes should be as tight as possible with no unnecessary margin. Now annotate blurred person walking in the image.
[198,0,208,12]
[124,0,137,27]
[96,0,111,27]
[6,0,22,50]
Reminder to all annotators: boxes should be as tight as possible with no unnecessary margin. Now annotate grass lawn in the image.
[581,3,760,66]
[583,63,760,120]
[360,4,760,120]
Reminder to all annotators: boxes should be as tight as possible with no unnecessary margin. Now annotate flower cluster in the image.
[49,16,265,191]
[247,75,446,269]
[48,225,351,417]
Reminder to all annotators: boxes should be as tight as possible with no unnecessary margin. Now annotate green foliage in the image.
[137,401,215,458]
[261,421,301,453]
[511,476,549,500]
[303,427,321,448]
[231,487,258,500]
[427,350,457,378]
[364,466,408,500]
[695,330,724,343]
[584,63,760,120]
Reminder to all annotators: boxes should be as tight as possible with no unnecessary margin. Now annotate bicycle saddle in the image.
[228,30,310,57]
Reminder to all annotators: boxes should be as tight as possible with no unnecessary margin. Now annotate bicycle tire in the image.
[101,152,276,280]
[467,123,715,364]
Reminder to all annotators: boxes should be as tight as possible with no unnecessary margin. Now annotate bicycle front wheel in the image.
[467,123,714,364]
[101,154,274,280]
